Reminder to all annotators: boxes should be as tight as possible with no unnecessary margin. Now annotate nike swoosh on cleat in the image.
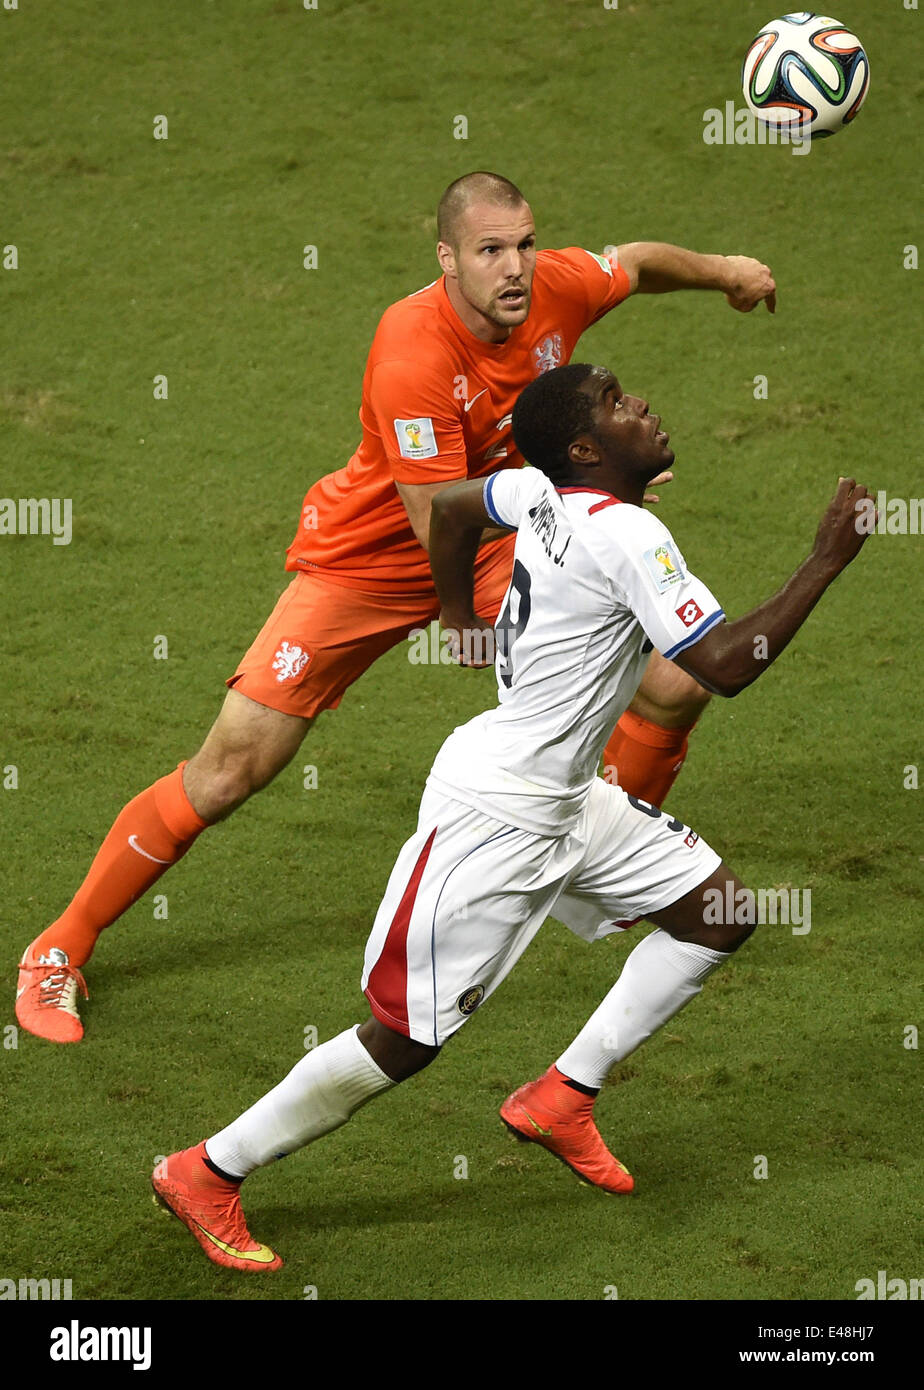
[522,1111,553,1137]
[463,390,487,413]
[128,834,171,864]
[194,1222,278,1264]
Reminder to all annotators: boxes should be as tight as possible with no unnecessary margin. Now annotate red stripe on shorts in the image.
[365,826,438,1036]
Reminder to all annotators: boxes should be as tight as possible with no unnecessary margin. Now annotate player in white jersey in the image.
[151,363,872,1271]
[428,467,725,839]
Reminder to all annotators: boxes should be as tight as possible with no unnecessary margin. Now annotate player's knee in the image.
[713,881,758,951]
[715,919,756,953]
[357,1016,439,1083]
[184,748,273,821]
[654,870,757,954]
[673,681,712,724]
[631,663,712,728]
[664,915,754,954]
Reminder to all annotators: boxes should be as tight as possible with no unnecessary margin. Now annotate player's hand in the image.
[811,477,875,575]
[723,255,776,314]
[439,610,497,668]
[643,470,674,505]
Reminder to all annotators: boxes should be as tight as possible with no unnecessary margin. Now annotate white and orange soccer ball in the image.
[742,12,870,139]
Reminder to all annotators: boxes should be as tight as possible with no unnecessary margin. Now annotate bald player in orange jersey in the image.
[16,172,776,1044]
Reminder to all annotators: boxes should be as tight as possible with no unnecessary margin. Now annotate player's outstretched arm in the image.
[429,479,501,667]
[672,478,873,697]
[615,242,776,313]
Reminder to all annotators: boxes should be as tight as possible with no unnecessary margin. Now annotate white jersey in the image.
[428,467,724,836]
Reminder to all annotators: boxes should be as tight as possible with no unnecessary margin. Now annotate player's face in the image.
[584,368,674,477]
[440,203,537,335]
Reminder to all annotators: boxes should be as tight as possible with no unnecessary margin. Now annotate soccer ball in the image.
[742,12,870,139]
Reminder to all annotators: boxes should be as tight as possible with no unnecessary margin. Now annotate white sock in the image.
[556,930,730,1091]
[205,1026,393,1179]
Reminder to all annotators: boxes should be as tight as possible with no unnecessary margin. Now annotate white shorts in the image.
[361,778,722,1046]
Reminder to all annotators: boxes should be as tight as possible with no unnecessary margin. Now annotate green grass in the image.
[1,0,921,1303]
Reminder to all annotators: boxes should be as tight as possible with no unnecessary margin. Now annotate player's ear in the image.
[569,435,601,467]
[437,241,457,277]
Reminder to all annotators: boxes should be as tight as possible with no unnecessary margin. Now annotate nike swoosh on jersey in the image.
[128,834,171,865]
[194,1222,278,1263]
[463,390,488,413]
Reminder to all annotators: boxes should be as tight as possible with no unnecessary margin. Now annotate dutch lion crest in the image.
[272,640,310,683]
[533,333,563,375]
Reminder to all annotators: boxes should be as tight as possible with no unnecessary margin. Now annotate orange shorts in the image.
[227,535,516,719]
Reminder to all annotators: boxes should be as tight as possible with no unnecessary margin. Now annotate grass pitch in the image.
[1,0,921,1304]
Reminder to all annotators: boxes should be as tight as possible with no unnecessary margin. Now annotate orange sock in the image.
[602,710,696,807]
[32,763,209,968]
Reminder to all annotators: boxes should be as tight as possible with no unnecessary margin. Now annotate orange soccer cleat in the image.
[500,1065,634,1194]
[152,1143,283,1273]
[16,944,88,1043]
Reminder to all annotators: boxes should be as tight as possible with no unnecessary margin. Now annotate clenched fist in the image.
[723,255,776,313]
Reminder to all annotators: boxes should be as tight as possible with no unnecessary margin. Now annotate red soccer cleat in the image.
[500,1065,634,1194]
[16,943,88,1043]
[152,1143,283,1273]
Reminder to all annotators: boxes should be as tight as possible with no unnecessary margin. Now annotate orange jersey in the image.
[286,247,632,594]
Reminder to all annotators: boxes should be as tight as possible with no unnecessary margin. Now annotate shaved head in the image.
[437,171,528,249]
[435,172,536,342]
